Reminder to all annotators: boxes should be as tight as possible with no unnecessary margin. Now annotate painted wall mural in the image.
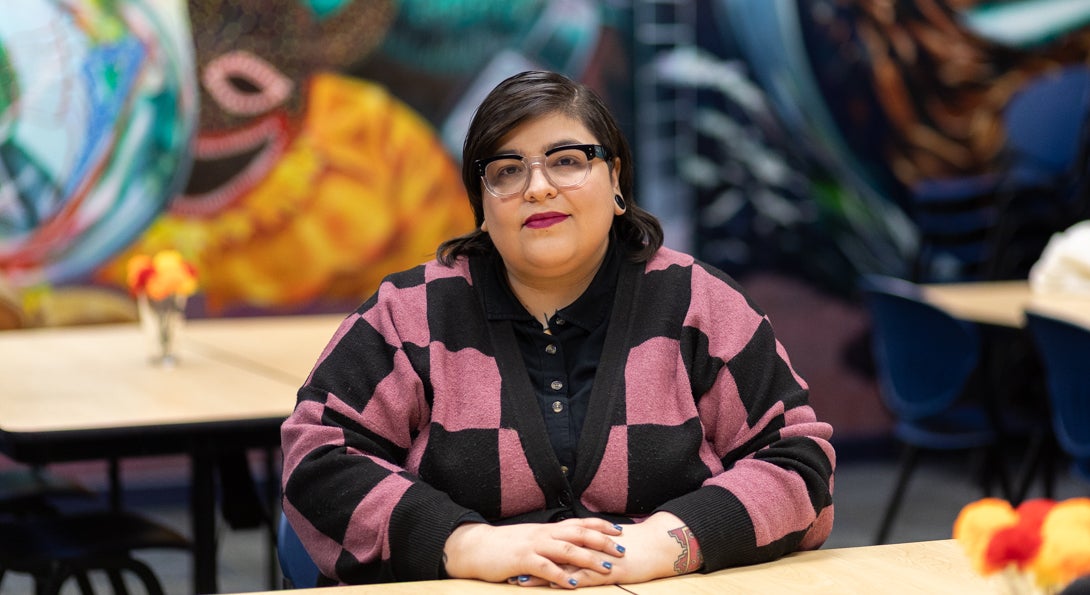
[97,0,475,317]
[669,0,1090,293]
[0,0,626,323]
[0,0,198,324]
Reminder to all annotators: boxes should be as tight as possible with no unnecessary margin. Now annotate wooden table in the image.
[922,280,1090,503]
[922,280,1090,329]
[0,318,336,594]
[185,313,344,384]
[624,540,989,594]
[228,540,991,594]
[238,580,621,594]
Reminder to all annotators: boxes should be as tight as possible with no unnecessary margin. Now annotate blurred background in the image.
[1,0,1089,591]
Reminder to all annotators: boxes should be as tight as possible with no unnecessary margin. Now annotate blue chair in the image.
[0,510,192,595]
[908,66,1090,283]
[907,182,1002,282]
[1002,66,1090,191]
[0,465,94,516]
[1025,311,1090,485]
[991,66,1090,281]
[860,275,1013,543]
[278,512,320,589]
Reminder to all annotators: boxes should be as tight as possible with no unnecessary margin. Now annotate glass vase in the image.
[137,294,188,366]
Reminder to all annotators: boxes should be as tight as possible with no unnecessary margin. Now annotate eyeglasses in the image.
[474,144,611,198]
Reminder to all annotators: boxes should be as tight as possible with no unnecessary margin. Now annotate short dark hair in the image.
[437,70,663,264]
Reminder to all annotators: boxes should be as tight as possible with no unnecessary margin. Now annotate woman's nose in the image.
[523,163,557,201]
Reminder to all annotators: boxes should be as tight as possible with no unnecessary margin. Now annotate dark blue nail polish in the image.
[603,561,613,569]
[568,578,578,586]
[518,575,530,582]
[612,523,623,531]
[616,544,626,553]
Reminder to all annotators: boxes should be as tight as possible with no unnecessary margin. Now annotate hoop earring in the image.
[614,194,627,212]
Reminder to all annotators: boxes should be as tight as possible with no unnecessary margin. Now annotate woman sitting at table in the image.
[280,70,835,589]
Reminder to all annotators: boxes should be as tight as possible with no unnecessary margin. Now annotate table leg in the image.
[191,448,218,594]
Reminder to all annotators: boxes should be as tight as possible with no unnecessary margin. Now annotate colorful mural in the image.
[0,0,197,324]
[670,0,1090,290]
[0,0,627,322]
[1,0,1087,330]
[96,0,477,316]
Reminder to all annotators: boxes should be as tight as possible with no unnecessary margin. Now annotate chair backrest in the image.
[907,176,1003,282]
[1004,65,1090,178]
[859,275,983,420]
[1025,311,1090,459]
[278,512,320,589]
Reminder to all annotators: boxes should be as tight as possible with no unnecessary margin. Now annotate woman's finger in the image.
[557,517,625,536]
[549,524,627,560]
[535,538,620,577]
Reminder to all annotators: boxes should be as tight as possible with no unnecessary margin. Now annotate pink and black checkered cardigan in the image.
[281,246,835,585]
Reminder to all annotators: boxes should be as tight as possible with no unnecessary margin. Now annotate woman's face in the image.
[480,112,622,282]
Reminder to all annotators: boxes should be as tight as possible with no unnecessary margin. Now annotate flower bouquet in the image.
[954,497,1090,594]
[126,250,199,365]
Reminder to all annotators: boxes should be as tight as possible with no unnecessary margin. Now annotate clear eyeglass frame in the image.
[473,143,611,198]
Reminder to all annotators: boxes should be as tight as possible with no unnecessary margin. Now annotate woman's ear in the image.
[611,157,622,194]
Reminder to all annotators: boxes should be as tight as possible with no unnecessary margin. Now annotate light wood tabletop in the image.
[234,579,622,594]
[0,318,313,594]
[185,313,345,384]
[0,322,298,434]
[623,540,990,594]
[229,540,989,595]
[922,280,1090,329]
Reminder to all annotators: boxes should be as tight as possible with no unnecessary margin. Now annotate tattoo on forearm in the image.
[668,526,703,574]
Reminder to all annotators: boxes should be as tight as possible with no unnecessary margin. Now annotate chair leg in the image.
[983,445,1014,503]
[1013,429,1057,503]
[1041,445,1056,500]
[32,557,168,595]
[874,444,920,545]
[74,571,95,595]
[120,557,166,595]
[106,568,129,595]
[36,565,75,595]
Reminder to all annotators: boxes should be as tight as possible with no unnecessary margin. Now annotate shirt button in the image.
[551,400,564,413]
[560,465,569,475]
[555,318,566,326]
[550,380,563,391]
[545,344,558,355]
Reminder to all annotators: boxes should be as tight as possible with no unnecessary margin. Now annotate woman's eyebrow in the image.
[492,138,587,157]
[545,138,586,151]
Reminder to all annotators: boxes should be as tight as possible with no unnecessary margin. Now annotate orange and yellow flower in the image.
[126,250,199,301]
[954,497,1090,592]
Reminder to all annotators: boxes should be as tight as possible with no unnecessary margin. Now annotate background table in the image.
[185,313,344,383]
[922,280,1090,329]
[923,280,1090,502]
[0,320,322,594]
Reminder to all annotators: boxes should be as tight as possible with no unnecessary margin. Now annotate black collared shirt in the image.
[480,245,620,479]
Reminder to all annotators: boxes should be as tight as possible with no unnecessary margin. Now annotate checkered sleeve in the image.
[280,264,481,584]
[650,256,835,571]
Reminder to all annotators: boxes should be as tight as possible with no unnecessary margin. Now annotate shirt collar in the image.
[479,243,620,330]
